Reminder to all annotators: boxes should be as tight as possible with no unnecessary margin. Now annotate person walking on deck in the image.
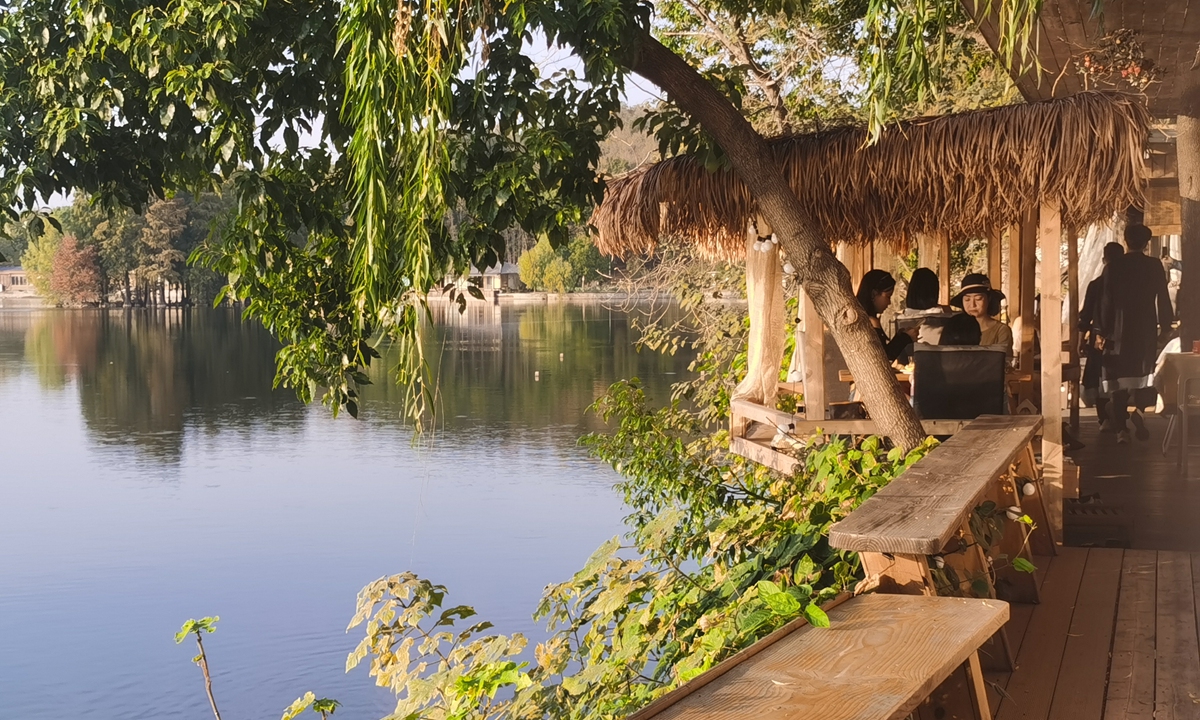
[1096,224,1174,444]
[1079,242,1125,427]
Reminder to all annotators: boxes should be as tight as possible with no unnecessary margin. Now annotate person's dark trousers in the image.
[1111,389,1130,429]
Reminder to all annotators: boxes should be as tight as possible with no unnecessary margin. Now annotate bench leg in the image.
[967,651,993,720]
[915,652,994,720]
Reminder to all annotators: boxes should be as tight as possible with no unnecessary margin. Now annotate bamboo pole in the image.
[1040,202,1064,545]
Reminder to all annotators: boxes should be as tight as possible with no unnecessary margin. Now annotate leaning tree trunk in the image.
[631,34,926,449]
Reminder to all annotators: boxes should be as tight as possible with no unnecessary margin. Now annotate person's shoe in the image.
[1117,430,1132,445]
[1130,412,1150,441]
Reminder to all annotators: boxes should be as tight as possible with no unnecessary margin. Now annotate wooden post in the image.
[1039,202,1064,545]
[1019,212,1038,375]
[1005,223,1021,324]
[939,233,952,305]
[1066,226,1081,430]
[1179,74,1200,349]
[987,227,1002,288]
[801,289,826,422]
[918,233,939,270]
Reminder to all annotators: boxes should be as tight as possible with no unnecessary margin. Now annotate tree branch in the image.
[628,32,926,449]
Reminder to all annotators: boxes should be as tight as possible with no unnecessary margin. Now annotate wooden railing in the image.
[729,397,972,475]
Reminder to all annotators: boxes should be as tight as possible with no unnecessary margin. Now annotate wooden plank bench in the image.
[628,594,1009,720]
[827,415,1056,674]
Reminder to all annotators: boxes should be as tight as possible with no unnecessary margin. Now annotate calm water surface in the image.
[0,301,691,719]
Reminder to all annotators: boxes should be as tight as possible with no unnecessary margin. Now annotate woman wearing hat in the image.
[951,273,1013,360]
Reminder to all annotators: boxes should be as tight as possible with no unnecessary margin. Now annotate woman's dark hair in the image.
[1104,241,1125,264]
[940,313,982,345]
[906,268,940,310]
[855,269,896,317]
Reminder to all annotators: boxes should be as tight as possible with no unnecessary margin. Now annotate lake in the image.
[0,300,692,720]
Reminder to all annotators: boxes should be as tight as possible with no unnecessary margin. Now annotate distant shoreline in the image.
[427,290,746,305]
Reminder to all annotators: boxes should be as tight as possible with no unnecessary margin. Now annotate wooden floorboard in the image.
[995,547,1089,720]
[985,555,1054,711]
[1049,548,1123,720]
[1154,551,1200,719]
[1104,550,1158,720]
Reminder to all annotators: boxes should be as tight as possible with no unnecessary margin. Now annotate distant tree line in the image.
[19,192,232,307]
[517,234,611,293]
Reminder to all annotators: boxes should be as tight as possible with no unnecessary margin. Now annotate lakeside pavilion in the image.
[589,10,1200,716]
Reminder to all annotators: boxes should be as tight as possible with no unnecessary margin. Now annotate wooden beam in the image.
[1066,226,1081,429]
[939,233,952,305]
[1005,223,1021,324]
[1039,202,1064,544]
[988,227,1002,287]
[729,399,970,438]
[801,289,826,421]
[918,233,939,270]
[1019,212,1038,375]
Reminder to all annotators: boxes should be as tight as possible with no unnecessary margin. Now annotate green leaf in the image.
[1012,557,1037,573]
[803,603,830,628]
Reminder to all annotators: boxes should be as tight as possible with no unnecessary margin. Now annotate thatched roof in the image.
[592,92,1150,259]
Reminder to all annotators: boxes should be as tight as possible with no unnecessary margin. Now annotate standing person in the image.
[1079,242,1125,427]
[951,273,1014,360]
[1097,224,1174,444]
[855,269,916,362]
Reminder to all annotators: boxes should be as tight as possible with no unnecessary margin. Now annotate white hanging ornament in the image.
[1022,482,1036,497]
[1005,505,1023,521]
[770,234,779,245]
[783,262,795,275]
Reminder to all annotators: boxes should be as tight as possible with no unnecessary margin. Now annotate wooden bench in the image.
[828,415,1056,674]
[628,594,1009,720]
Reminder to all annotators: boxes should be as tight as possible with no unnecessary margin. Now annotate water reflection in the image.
[1,300,685,462]
[0,300,689,720]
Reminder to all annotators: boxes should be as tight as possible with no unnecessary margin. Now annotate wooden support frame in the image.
[1040,202,1065,544]
[1005,223,1021,324]
[988,227,1003,287]
[1067,226,1081,430]
[939,233,952,305]
[801,288,825,421]
[1019,211,1038,377]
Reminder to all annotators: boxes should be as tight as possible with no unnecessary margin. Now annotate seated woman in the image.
[855,269,916,362]
[939,312,982,345]
[897,267,954,345]
[950,273,1013,360]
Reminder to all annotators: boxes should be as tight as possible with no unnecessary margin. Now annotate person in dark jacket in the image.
[1096,224,1174,443]
[1079,242,1126,426]
[855,269,916,362]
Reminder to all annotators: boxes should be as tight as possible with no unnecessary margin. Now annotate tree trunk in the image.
[631,34,926,449]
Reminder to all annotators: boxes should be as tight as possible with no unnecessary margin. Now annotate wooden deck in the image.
[989,546,1200,720]
[1072,411,1200,552]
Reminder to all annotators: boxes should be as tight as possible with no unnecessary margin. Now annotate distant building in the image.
[0,265,29,292]
[470,262,523,291]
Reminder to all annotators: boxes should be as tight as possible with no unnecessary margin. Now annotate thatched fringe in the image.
[591,92,1150,259]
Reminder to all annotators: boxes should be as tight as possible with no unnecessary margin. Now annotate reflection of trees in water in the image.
[367,301,691,432]
[1,302,693,462]
[8,309,297,462]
